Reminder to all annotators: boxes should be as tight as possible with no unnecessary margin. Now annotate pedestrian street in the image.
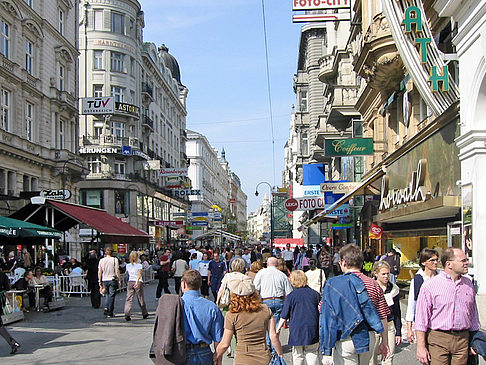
[0,279,428,364]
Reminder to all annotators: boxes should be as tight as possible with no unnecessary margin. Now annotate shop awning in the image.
[273,238,304,249]
[10,198,149,245]
[301,168,385,228]
[0,216,62,239]
[194,229,242,242]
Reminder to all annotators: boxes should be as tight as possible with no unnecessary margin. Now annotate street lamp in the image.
[255,182,273,251]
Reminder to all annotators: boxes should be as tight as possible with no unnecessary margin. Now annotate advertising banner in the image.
[160,168,188,177]
[320,182,361,193]
[324,138,374,156]
[81,97,114,115]
[369,223,384,240]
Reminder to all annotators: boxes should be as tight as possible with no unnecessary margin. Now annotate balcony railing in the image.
[142,82,153,97]
[142,115,154,131]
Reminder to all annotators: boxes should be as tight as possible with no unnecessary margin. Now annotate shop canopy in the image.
[301,168,385,228]
[273,238,305,249]
[0,216,62,240]
[10,198,149,245]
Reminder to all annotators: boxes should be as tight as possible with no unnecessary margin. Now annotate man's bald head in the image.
[267,257,278,267]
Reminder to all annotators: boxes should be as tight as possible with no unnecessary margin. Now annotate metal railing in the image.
[51,268,157,297]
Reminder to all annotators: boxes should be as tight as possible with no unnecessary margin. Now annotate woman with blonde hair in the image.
[276,270,321,365]
[277,257,290,277]
[214,275,283,365]
[246,260,262,281]
[123,251,148,321]
[371,260,402,365]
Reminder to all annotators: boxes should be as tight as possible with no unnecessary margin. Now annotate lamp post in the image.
[255,182,273,251]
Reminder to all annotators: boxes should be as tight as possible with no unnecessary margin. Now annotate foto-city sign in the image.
[324,138,374,156]
[285,196,350,216]
[320,182,361,193]
[40,189,71,200]
[160,168,188,177]
[292,0,351,11]
[81,97,114,115]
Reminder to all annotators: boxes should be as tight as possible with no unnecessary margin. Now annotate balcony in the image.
[318,53,337,82]
[129,137,139,148]
[354,13,404,92]
[0,54,15,73]
[142,115,154,132]
[142,82,154,105]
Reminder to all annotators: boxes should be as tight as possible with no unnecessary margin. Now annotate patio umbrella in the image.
[0,216,62,239]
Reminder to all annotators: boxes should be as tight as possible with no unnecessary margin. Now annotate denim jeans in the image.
[186,346,213,365]
[264,298,284,356]
[103,280,118,316]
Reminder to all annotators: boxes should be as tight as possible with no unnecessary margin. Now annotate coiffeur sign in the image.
[324,138,374,157]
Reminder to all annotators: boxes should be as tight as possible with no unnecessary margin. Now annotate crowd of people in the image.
[147,243,482,365]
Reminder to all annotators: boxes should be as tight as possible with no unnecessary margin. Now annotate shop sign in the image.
[303,185,324,197]
[117,244,127,254]
[189,212,208,217]
[292,0,350,11]
[191,221,208,227]
[285,196,325,211]
[403,7,449,92]
[79,146,120,154]
[369,223,383,240]
[114,102,139,116]
[144,160,161,170]
[160,168,188,177]
[121,146,132,156]
[92,39,136,55]
[133,150,150,160]
[40,189,71,200]
[379,159,427,211]
[81,97,114,115]
[325,138,374,156]
[186,226,202,231]
[173,189,201,197]
[154,220,184,226]
[320,182,361,193]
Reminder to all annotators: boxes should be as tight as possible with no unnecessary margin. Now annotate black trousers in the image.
[285,260,293,271]
[88,280,101,308]
[0,317,16,347]
[201,277,209,297]
[156,271,170,298]
[174,276,182,295]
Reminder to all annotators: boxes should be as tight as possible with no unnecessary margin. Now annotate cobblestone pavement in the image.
[1,279,481,364]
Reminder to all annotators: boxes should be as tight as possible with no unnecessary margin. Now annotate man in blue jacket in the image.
[320,243,390,364]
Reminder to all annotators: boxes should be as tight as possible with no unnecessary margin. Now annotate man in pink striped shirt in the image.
[415,247,480,364]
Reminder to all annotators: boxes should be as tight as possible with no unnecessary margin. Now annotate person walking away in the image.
[294,246,306,270]
[188,253,199,270]
[86,250,101,309]
[320,243,390,365]
[246,260,262,281]
[98,247,121,318]
[332,247,341,276]
[208,252,226,301]
[405,248,439,343]
[196,252,210,298]
[0,270,20,354]
[276,270,321,365]
[382,249,400,283]
[156,249,171,298]
[371,261,402,365]
[123,251,148,321]
[318,246,332,278]
[281,244,294,271]
[180,270,224,365]
[415,247,481,365]
[214,275,283,365]
[305,259,326,293]
[171,253,188,295]
[302,251,312,272]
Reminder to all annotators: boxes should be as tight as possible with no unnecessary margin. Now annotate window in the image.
[93,10,103,30]
[111,51,124,72]
[111,86,123,102]
[26,103,34,141]
[93,50,103,70]
[129,18,134,37]
[93,85,103,97]
[25,40,33,74]
[111,12,124,35]
[87,157,102,174]
[1,89,9,131]
[301,132,309,155]
[58,119,65,149]
[112,121,124,138]
[299,90,308,112]
[58,9,64,35]
[0,20,9,58]
[114,161,125,175]
[59,65,65,91]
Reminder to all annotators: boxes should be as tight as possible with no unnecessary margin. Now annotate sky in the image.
[141,0,302,214]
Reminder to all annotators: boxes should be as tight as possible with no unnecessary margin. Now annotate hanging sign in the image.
[325,138,374,156]
[369,223,384,240]
[292,0,351,11]
[81,97,114,115]
[40,189,71,200]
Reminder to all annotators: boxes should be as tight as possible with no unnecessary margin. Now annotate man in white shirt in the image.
[281,244,295,271]
[98,248,121,318]
[241,248,252,268]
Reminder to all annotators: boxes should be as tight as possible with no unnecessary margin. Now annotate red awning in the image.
[11,199,149,245]
[273,238,305,249]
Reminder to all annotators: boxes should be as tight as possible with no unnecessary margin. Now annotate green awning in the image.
[0,216,62,239]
